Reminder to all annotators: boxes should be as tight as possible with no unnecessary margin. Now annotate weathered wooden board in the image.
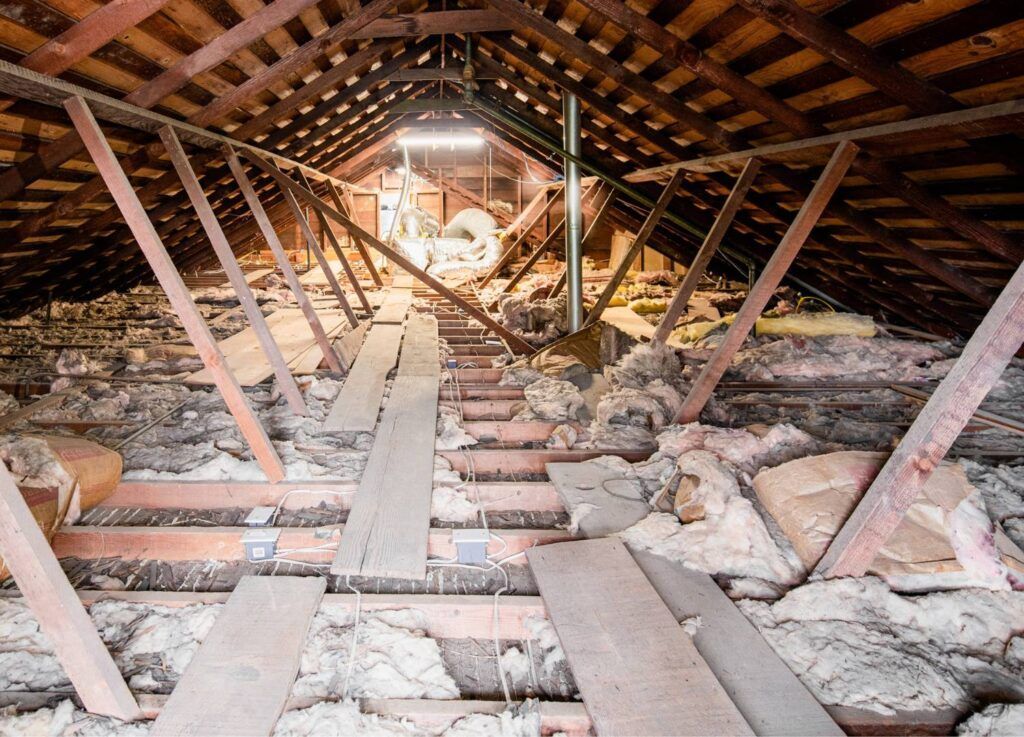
[601,306,687,349]
[528,538,753,736]
[373,281,414,324]
[546,461,649,537]
[150,576,325,737]
[335,320,371,367]
[632,551,844,737]
[321,323,404,432]
[186,308,346,386]
[332,315,439,579]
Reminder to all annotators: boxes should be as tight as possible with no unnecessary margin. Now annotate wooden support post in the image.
[675,142,860,423]
[0,462,142,720]
[583,170,687,328]
[503,185,549,239]
[653,159,762,343]
[479,185,565,288]
[159,127,308,417]
[327,181,383,287]
[296,172,372,314]
[277,178,359,328]
[64,98,287,482]
[814,258,1024,577]
[224,146,345,372]
[239,151,538,355]
[550,187,618,299]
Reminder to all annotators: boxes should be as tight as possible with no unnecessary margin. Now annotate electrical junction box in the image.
[244,506,277,527]
[446,358,458,369]
[242,528,280,562]
[451,528,490,565]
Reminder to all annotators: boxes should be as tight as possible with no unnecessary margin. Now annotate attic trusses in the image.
[0,0,1019,335]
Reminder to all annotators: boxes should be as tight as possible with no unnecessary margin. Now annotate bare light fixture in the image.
[397,131,484,148]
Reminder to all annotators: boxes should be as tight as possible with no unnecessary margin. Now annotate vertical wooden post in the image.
[815,263,1024,577]
[327,182,382,286]
[0,463,142,720]
[479,186,565,288]
[297,171,372,314]
[583,169,687,328]
[675,142,860,423]
[159,127,308,417]
[653,159,762,343]
[224,146,345,372]
[550,186,618,299]
[65,97,286,482]
[277,180,359,328]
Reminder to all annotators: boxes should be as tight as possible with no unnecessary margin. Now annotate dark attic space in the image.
[0,0,1022,734]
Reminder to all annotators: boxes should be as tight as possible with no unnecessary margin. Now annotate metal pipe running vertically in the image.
[562,91,583,331]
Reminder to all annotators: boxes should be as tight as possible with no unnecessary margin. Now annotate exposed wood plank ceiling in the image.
[0,0,1019,336]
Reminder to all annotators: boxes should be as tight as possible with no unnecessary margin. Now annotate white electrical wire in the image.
[270,488,357,525]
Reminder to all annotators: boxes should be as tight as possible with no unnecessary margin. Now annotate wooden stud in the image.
[0,463,142,721]
[653,159,762,343]
[584,170,687,328]
[327,182,383,287]
[159,126,309,417]
[675,142,860,424]
[224,146,346,373]
[63,99,287,480]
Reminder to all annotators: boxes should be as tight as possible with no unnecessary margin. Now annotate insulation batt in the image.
[0,700,148,737]
[0,390,18,416]
[513,378,583,421]
[729,335,947,382]
[957,704,1024,736]
[291,606,459,702]
[739,577,1024,715]
[497,293,568,347]
[435,405,477,451]
[430,485,479,523]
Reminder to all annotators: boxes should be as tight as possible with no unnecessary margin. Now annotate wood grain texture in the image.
[151,576,325,736]
[332,315,439,579]
[632,551,843,736]
[0,464,141,720]
[528,538,753,736]
[321,323,404,432]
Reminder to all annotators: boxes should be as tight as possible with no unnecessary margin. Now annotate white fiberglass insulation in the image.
[118,377,372,482]
[963,461,1024,549]
[739,577,1024,715]
[0,700,149,737]
[957,704,1024,736]
[291,606,458,702]
[513,378,583,421]
[435,405,478,451]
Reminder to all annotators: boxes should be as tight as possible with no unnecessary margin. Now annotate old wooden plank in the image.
[528,538,753,736]
[321,323,403,432]
[150,576,325,736]
[373,284,414,324]
[332,315,439,579]
[0,464,141,720]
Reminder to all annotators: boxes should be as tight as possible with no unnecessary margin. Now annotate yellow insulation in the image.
[673,314,736,343]
[628,298,668,314]
[608,295,628,307]
[755,312,876,337]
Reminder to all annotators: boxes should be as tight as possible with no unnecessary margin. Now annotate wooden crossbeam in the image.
[65,96,287,482]
[350,9,513,37]
[159,127,308,417]
[327,181,383,286]
[815,254,1024,576]
[653,159,762,343]
[225,147,345,373]
[0,463,141,720]
[584,170,687,328]
[675,142,860,424]
[241,151,538,355]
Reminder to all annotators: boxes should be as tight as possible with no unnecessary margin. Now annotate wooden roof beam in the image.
[348,9,513,37]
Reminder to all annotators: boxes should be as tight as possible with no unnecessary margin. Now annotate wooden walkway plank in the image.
[321,322,404,432]
[151,576,325,736]
[374,283,414,324]
[528,538,753,736]
[0,464,141,721]
[332,314,439,579]
[633,552,844,736]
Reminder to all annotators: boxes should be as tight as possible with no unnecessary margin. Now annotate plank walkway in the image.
[528,538,753,737]
[321,322,404,432]
[332,314,440,579]
[186,307,347,386]
[150,576,325,736]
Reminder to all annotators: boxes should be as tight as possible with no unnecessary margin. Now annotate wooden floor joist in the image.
[151,576,325,737]
[332,314,440,579]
